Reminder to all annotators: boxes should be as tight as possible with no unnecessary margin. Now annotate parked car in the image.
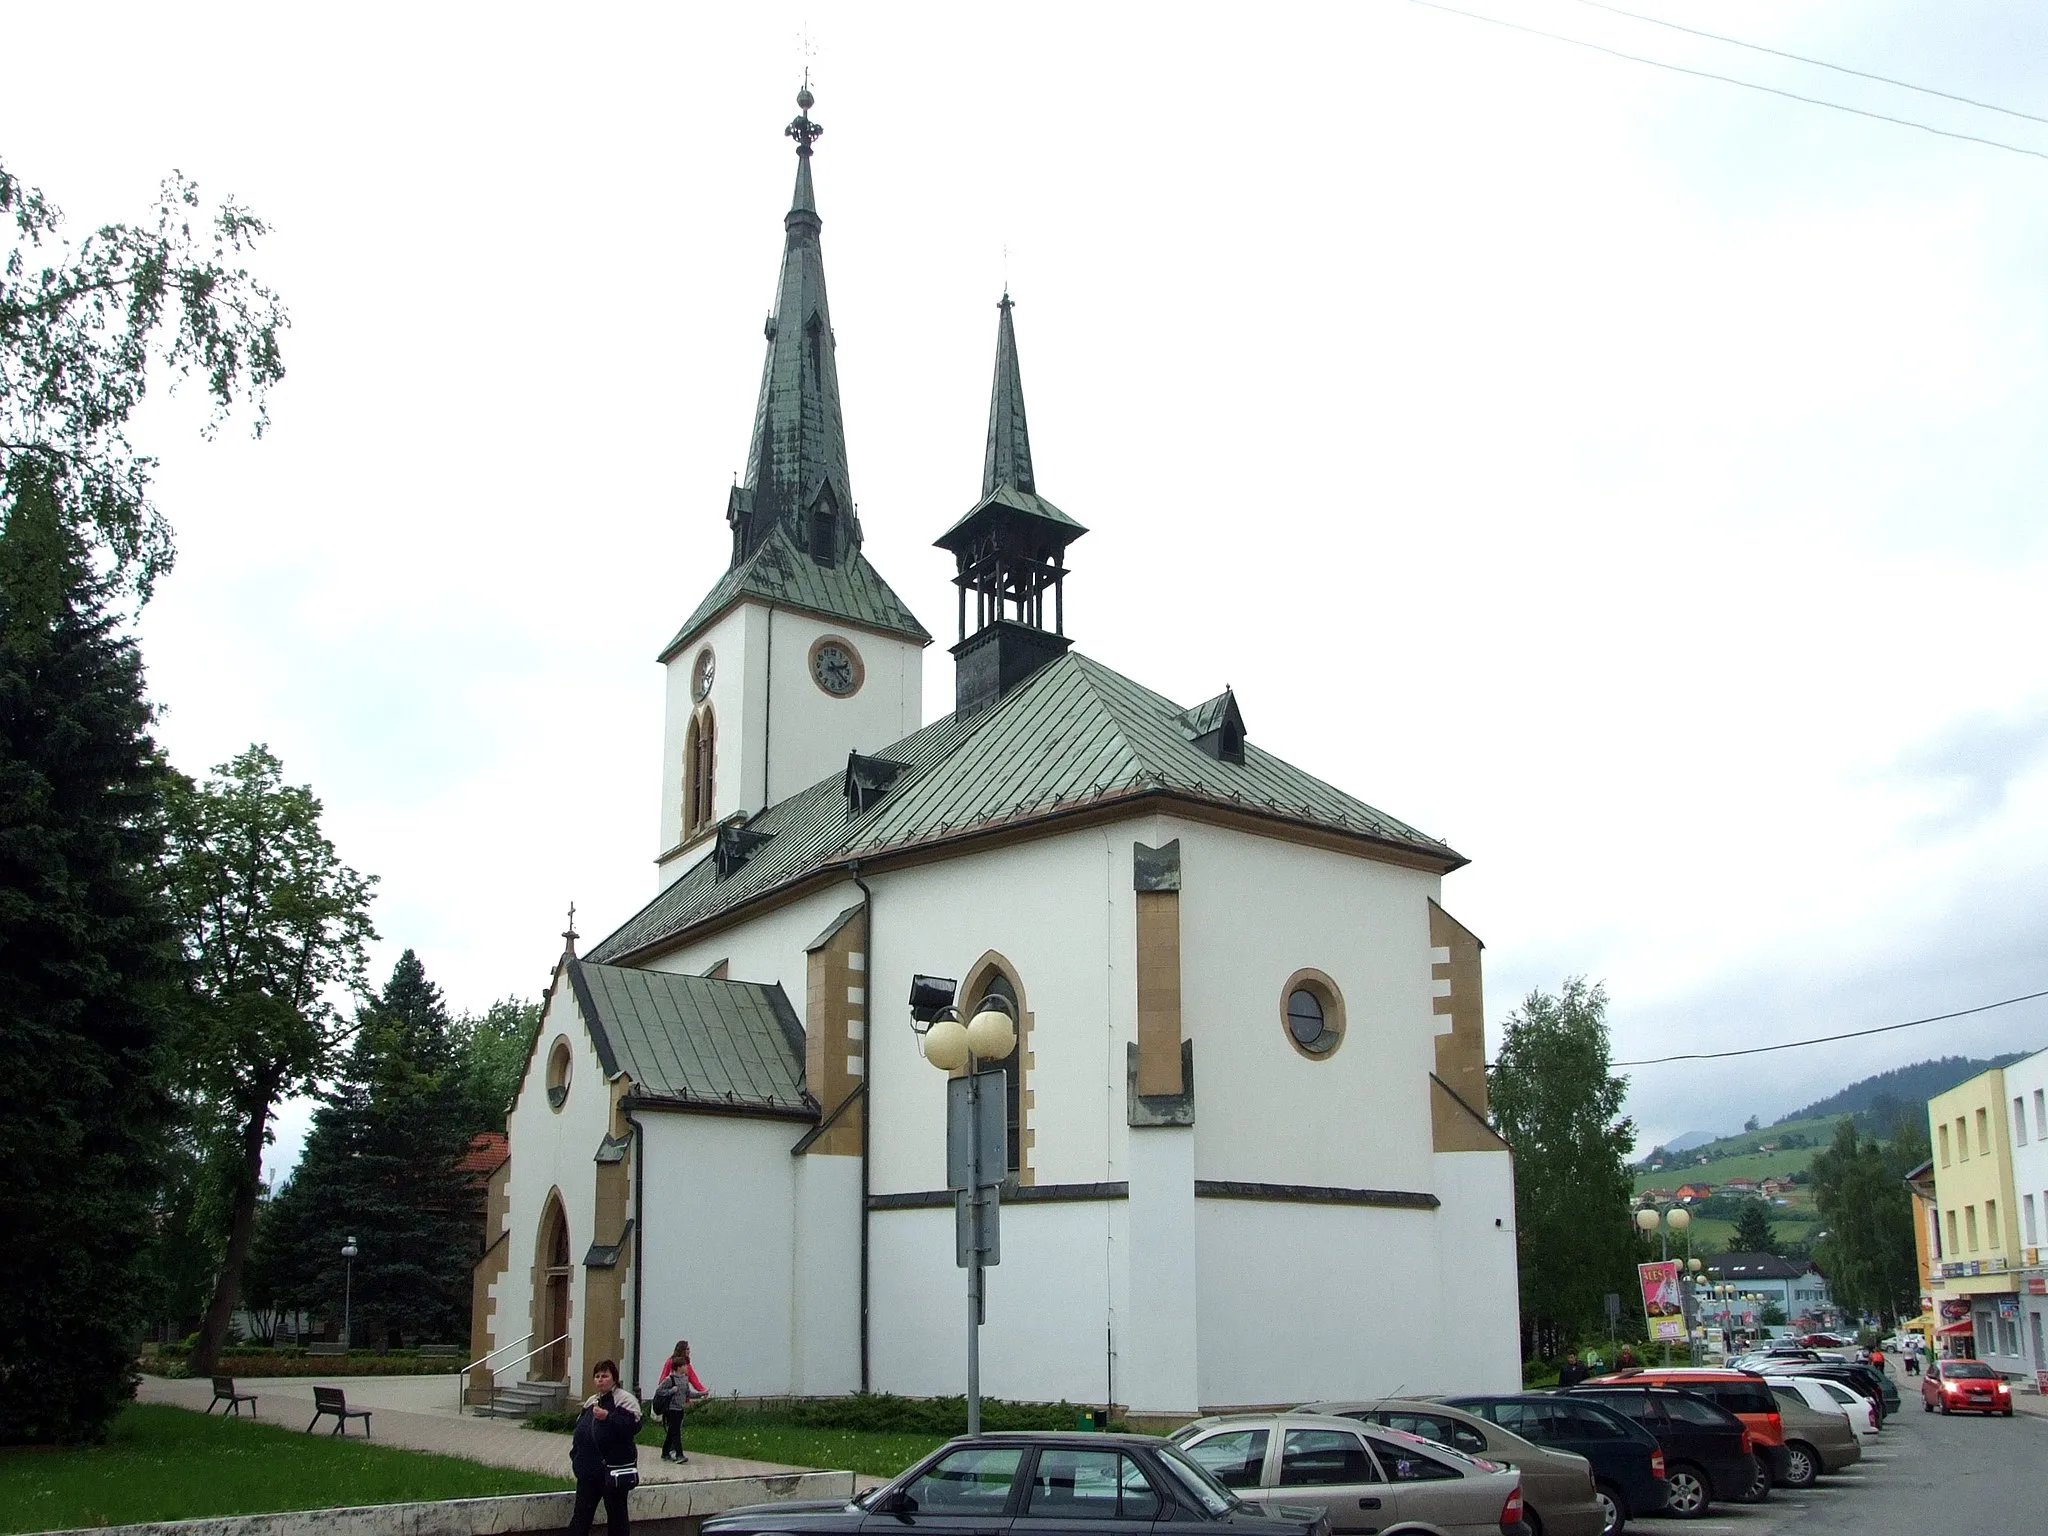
[1583,1370,1783,1496]
[1921,1359,2015,1417]
[1758,1383,1861,1485]
[1557,1386,1756,1517]
[1171,1414,1526,1536]
[1781,1361,1899,1423]
[1443,1393,1667,1536]
[700,1434,1334,1536]
[1762,1374,1876,1446]
[1302,1400,1605,1536]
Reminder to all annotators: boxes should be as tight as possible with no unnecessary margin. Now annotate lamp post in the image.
[341,1236,359,1351]
[908,976,1017,1436]
[1636,1205,1692,1364]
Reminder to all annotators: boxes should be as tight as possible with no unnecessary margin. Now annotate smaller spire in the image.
[983,292,1035,497]
[562,901,579,958]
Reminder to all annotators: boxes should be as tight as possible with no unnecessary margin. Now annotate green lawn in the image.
[0,1405,570,1533]
[678,1426,945,1477]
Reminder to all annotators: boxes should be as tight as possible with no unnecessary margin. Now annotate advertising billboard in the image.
[1639,1260,1685,1342]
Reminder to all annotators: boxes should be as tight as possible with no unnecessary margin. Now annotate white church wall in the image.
[792,1155,863,1395]
[492,975,618,1389]
[761,609,924,805]
[1122,1126,1198,1415]
[1165,818,1442,1195]
[1430,1150,1522,1394]
[863,829,1126,1198]
[636,1112,799,1397]
[1194,1198,1445,1407]
[869,1201,1117,1404]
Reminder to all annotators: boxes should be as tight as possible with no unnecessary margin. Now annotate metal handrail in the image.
[457,1332,570,1411]
[456,1332,532,1410]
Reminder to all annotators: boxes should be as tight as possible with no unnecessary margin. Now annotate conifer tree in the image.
[254,953,479,1345]
[0,483,179,1442]
[1728,1199,1783,1256]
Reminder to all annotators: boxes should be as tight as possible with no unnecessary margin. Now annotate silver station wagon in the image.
[1174,1413,1526,1536]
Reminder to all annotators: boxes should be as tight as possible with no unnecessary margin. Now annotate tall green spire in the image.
[982,293,1034,497]
[730,84,858,567]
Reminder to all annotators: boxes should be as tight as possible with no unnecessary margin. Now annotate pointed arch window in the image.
[683,706,716,839]
[976,970,1023,1175]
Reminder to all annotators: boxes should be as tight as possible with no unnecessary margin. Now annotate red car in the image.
[1921,1359,2014,1416]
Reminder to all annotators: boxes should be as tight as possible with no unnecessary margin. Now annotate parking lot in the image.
[1651,1400,2048,1536]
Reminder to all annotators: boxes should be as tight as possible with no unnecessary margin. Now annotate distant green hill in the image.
[1776,1053,2028,1130]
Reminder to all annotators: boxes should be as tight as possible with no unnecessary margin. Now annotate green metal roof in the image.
[660,525,931,660]
[588,650,1463,965]
[566,959,812,1116]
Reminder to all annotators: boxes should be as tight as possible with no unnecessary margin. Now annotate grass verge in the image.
[674,1427,945,1478]
[0,1404,570,1533]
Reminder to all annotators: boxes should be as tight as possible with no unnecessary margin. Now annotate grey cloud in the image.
[1893,703,2048,831]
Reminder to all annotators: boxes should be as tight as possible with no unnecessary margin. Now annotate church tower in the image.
[654,87,930,889]
[936,294,1087,715]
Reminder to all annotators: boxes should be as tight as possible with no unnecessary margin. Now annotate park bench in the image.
[305,1342,349,1357]
[417,1345,462,1359]
[307,1386,372,1436]
[207,1376,258,1417]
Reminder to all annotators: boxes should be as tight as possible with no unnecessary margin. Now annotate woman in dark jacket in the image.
[567,1360,641,1536]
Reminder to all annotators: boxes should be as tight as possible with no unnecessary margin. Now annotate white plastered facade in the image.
[480,801,1520,1412]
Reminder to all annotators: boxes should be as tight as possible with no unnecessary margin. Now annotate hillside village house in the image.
[465,91,1520,1418]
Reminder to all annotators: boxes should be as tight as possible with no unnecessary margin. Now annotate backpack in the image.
[651,1372,679,1415]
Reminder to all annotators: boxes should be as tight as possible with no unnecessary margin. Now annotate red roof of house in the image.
[459,1132,510,1178]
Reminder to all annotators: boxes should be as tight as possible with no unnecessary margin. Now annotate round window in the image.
[1280,971,1344,1058]
[546,1036,572,1110]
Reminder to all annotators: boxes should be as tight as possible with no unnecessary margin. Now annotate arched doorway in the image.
[535,1193,572,1382]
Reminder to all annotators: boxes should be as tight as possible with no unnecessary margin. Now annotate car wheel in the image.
[1741,1457,1773,1503]
[1923,1397,1934,1412]
[1662,1466,1710,1519]
[1594,1480,1629,1535]
[2003,1409,2014,1418]
[1940,1397,1952,1415]
[1521,1508,1544,1536]
[1781,1443,1818,1489]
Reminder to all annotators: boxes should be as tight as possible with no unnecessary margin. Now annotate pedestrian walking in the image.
[567,1360,641,1536]
[1904,1335,1922,1375]
[653,1340,708,1464]
[1557,1349,1590,1388]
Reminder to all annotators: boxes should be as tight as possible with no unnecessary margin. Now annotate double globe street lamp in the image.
[1636,1206,1701,1362]
[907,976,1018,1435]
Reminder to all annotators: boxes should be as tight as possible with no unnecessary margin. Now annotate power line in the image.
[1403,0,2048,164]
[1571,0,2048,128]
[1613,989,2048,1067]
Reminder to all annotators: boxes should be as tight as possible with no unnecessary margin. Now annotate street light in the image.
[1635,1206,1693,1363]
[341,1236,358,1350]
[908,977,1017,1435]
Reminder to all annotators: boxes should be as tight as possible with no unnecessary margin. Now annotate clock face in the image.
[691,648,715,702]
[810,638,862,697]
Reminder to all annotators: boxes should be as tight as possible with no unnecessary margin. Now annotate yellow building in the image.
[1927,1069,2025,1372]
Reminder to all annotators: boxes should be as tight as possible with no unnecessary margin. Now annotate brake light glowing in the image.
[1500,1486,1523,1525]
[1650,1449,1666,1479]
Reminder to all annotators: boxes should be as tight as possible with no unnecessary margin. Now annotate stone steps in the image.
[480,1379,567,1418]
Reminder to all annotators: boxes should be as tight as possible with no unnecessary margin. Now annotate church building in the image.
[470,88,1519,1417]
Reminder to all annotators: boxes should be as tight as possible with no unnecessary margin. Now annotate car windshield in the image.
[1944,1362,1999,1380]
[1153,1444,1240,1516]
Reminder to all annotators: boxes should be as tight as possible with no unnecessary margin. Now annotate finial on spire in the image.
[562,901,579,958]
[787,77,822,158]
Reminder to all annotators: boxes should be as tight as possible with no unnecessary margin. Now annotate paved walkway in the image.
[138,1375,815,1485]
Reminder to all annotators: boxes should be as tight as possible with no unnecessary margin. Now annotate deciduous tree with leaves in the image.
[1810,1116,1925,1327]
[2,158,286,601]
[1489,978,1642,1359]
[166,745,375,1374]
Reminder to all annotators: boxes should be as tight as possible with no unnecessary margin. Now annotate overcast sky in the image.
[8,1,2047,1177]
